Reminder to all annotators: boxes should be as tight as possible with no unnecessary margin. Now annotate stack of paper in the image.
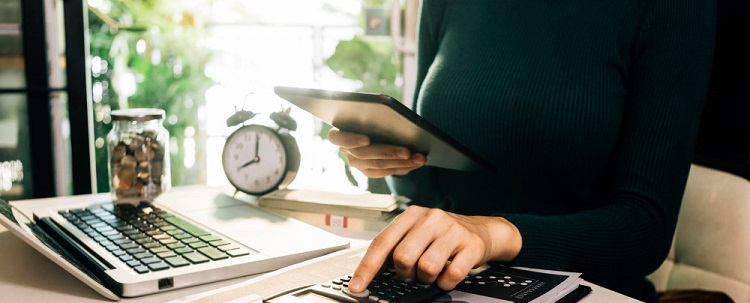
[257,189,408,230]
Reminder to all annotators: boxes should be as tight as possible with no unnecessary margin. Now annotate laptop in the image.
[0,186,350,300]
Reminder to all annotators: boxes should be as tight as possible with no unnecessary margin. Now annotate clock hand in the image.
[237,134,263,171]
[237,134,260,171]
[237,156,261,171]
[254,134,260,158]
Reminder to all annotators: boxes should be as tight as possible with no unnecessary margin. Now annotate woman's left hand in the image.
[347,205,523,292]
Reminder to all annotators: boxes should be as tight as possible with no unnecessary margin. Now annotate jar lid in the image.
[111,108,166,122]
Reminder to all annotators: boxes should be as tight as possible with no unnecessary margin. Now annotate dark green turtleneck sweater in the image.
[388,0,715,301]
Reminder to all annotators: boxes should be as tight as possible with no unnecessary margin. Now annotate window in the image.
[0,1,28,199]
[87,0,403,193]
[0,0,73,199]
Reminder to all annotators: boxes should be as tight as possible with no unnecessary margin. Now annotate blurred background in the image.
[3,0,746,201]
[1,0,419,200]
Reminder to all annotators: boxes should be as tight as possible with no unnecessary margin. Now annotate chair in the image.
[648,164,750,302]
[648,0,750,299]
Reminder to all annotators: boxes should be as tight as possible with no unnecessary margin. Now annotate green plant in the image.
[88,1,214,192]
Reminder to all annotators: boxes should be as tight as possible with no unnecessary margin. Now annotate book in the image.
[261,207,398,232]
[257,189,408,219]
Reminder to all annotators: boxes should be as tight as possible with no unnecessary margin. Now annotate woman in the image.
[328,0,716,301]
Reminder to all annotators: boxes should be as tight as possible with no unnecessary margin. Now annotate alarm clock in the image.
[222,107,300,195]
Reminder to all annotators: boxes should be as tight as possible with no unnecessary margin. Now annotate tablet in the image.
[274,86,496,172]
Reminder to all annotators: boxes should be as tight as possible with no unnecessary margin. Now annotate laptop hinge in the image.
[35,217,111,282]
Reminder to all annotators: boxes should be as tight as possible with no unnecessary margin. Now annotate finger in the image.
[344,153,421,178]
[404,210,459,284]
[391,208,450,281]
[348,157,421,171]
[391,228,436,282]
[344,144,410,160]
[328,128,370,148]
[415,234,462,285]
[346,152,425,169]
[349,206,427,292]
[436,249,479,290]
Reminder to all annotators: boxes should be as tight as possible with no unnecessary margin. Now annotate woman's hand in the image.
[348,206,523,292]
[327,128,426,178]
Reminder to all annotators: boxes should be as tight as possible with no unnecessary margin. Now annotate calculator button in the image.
[332,280,343,285]
[343,288,370,298]
[321,283,331,288]
[369,296,379,301]
[332,285,342,291]
[378,300,389,303]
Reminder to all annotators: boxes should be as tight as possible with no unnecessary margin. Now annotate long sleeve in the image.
[503,0,715,279]
[389,0,717,300]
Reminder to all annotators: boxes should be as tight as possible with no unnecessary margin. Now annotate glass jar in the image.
[107,108,170,204]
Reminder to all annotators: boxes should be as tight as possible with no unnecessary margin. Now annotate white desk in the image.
[0,188,642,303]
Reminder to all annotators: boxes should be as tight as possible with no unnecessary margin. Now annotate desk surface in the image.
[0,188,642,303]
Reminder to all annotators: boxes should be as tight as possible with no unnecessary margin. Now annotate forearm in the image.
[501,198,678,279]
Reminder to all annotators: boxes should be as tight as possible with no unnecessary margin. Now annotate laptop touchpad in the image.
[182,203,345,257]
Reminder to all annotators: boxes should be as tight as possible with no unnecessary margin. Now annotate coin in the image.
[117,166,135,190]
[120,155,137,167]
[128,136,144,151]
[109,123,169,203]
[111,145,126,163]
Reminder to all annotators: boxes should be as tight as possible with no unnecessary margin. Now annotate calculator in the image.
[272,268,447,303]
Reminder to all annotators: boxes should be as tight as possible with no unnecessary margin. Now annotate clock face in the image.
[222,125,288,195]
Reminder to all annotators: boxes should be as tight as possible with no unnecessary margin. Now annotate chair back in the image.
[648,165,750,302]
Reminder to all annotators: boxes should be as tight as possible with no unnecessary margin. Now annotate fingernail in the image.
[357,137,369,146]
[349,276,363,291]
[412,155,424,164]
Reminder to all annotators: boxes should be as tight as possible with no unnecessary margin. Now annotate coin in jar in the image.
[120,155,137,167]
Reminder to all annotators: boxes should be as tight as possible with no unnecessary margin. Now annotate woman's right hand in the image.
[327,128,426,178]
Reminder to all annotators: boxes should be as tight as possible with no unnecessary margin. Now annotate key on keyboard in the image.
[58,203,254,274]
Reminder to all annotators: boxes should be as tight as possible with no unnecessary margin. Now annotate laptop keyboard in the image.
[58,204,254,274]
